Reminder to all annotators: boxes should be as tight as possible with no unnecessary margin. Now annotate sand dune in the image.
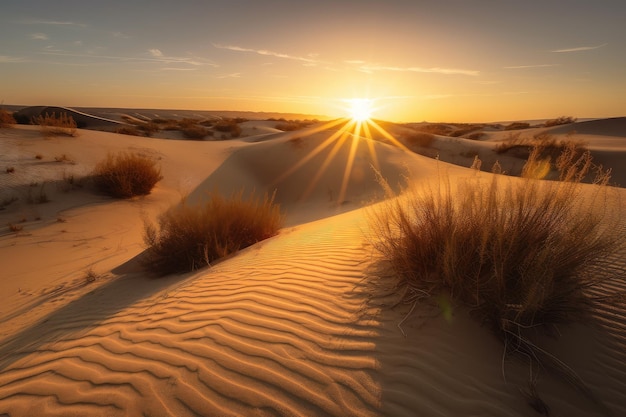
[1,116,626,416]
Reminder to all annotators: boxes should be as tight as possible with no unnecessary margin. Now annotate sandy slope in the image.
[1,119,625,416]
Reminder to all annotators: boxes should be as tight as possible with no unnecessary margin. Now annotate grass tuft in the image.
[0,109,17,128]
[369,146,623,407]
[92,152,162,198]
[32,112,77,137]
[143,190,283,275]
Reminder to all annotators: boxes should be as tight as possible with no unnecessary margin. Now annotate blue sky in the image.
[1,0,625,121]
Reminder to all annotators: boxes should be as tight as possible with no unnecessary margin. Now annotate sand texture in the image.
[1,115,626,416]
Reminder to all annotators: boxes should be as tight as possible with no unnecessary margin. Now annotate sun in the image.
[346,98,374,122]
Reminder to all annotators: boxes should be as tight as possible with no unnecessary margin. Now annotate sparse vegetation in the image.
[545,116,577,127]
[92,152,162,198]
[115,126,143,136]
[32,112,78,137]
[8,223,23,232]
[504,121,531,130]
[369,147,621,409]
[402,132,435,148]
[143,190,284,275]
[275,120,315,131]
[0,109,16,128]
[495,132,587,163]
[182,125,211,140]
[6,167,15,174]
[213,119,242,138]
[26,183,49,204]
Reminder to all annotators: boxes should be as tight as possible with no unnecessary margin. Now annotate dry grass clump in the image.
[32,112,77,137]
[495,133,587,164]
[213,119,242,138]
[92,152,162,198]
[182,125,211,139]
[370,147,622,407]
[0,109,16,128]
[143,191,284,275]
[545,116,576,127]
[114,126,143,136]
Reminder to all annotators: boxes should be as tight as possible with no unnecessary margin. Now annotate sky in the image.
[1,0,625,122]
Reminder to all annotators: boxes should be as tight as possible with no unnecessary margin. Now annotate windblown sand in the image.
[1,117,625,416]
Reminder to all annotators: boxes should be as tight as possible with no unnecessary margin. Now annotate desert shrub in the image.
[504,121,531,130]
[182,125,210,139]
[369,148,621,408]
[450,124,483,137]
[545,116,576,127]
[136,121,160,136]
[92,152,162,198]
[402,132,435,148]
[32,112,77,136]
[143,191,283,275]
[213,119,242,137]
[115,126,143,136]
[0,109,16,128]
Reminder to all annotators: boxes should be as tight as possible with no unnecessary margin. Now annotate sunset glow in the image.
[346,99,374,122]
[1,1,625,122]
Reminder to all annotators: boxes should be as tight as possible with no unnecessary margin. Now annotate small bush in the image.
[115,126,144,136]
[214,119,242,137]
[143,191,284,275]
[369,147,621,408]
[92,152,162,198]
[32,112,77,137]
[182,125,210,140]
[545,116,576,127]
[0,109,16,128]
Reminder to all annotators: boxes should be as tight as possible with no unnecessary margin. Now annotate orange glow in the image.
[345,99,374,122]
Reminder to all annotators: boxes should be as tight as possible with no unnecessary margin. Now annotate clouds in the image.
[552,43,608,53]
[149,49,163,57]
[352,63,480,76]
[213,44,320,65]
[215,44,479,76]
[30,33,48,40]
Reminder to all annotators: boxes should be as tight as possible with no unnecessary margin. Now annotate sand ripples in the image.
[0,213,382,416]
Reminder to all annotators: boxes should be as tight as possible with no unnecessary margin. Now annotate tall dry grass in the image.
[92,152,162,198]
[0,109,16,128]
[143,191,284,275]
[32,112,77,137]
[369,146,622,408]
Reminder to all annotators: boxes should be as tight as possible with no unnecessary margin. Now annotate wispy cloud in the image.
[38,51,217,67]
[161,67,197,71]
[353,62,479,76]
[217,72,242,79]
[23,19,86,27]
[0,55,26,63]
[213,43,320,65]
[149,49,163,57]
[552,43,607,53]
[30,33,48,40]
[504,64,559,69]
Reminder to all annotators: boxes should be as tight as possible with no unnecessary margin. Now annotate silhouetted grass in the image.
[92,152,162,198]
[369,146,622,408]
[143,191,283,275]
[32,112,77,137]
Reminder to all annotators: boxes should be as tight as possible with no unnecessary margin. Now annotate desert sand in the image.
[1,112,625,416]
